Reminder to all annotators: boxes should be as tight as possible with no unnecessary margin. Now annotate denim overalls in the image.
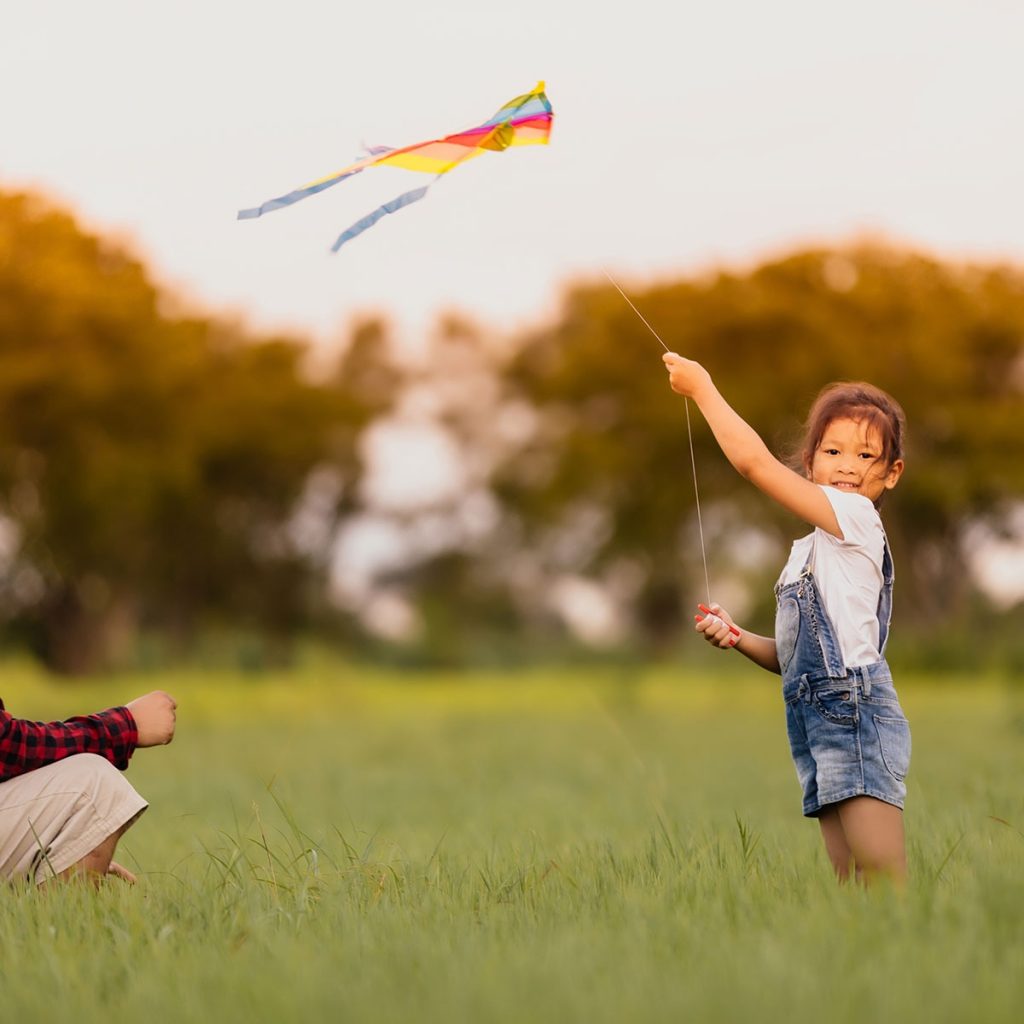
[775,535,911,817]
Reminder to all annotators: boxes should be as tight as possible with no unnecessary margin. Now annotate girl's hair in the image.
[799,381,907,475]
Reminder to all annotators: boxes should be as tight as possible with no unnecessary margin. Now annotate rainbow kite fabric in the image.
[238,82,553,252]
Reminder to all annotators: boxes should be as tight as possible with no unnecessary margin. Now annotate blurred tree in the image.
[4,189,1020,668]
[335,315,518,658]
[0,190,400,673]
[492,246,1024,649]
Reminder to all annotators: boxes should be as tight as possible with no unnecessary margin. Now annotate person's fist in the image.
[662,352,711,399]
[125,690,177,747]
[694,603,741,649]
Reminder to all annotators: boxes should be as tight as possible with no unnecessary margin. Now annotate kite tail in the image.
[327,88,546,251]
[238,83,552,243]
[238,168,363,220]
[330,183,432,252]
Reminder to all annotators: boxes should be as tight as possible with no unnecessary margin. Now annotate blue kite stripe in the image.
[330,184,431,252]
[481,94,552,127]
[237,168,363,220]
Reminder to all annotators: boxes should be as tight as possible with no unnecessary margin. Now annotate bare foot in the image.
[107,861,137,884]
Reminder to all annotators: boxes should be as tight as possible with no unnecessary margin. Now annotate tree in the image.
[0,190,400,672]
[491,245,1024,649]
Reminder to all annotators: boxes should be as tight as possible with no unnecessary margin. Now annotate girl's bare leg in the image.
[835,796,906,884]
[819,799,906,884]
[818,805,854,881]
[820,796,906,885]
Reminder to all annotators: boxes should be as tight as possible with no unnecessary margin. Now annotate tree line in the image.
[2,189,1021,673]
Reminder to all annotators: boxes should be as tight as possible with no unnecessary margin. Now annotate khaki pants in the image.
[0,754,148,885]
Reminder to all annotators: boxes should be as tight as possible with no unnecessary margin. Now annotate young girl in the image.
[663,352,910,884]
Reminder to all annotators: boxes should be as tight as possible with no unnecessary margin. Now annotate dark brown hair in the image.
[799,381,907,477]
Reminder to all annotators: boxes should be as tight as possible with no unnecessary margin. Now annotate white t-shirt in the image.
[777,485,887,668]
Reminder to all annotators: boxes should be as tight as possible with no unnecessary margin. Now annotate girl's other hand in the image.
[695,603,741,649]
[663,352,712,399]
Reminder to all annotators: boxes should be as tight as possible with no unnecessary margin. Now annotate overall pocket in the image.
[811,688,858,726]
[874,715,911,780]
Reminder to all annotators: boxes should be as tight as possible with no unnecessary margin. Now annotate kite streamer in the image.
[238,82,553,251]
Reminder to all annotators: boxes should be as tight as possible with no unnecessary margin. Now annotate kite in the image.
[238,81,553,252]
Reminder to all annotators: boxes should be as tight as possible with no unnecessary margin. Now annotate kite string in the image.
[601,270,713,607]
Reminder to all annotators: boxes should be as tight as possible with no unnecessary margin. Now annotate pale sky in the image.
[5,0,1024,623]
[4,0,1024,348]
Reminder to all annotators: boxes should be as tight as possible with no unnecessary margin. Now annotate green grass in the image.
[2,660,1023,1023]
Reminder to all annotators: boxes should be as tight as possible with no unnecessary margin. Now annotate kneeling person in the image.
[0,689,176,885]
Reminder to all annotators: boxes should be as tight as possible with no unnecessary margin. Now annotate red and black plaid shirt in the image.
[0,697,138,782]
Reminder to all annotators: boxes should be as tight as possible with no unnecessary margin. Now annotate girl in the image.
[663,352,910,884]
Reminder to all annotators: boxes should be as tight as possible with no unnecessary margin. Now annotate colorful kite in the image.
[238,82,553,252]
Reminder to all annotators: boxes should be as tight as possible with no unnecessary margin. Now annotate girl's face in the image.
[808,417,904,503]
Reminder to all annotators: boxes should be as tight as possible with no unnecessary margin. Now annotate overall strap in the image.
[795,531,847,679]
[880,535,894,585]
[876,536,895,654]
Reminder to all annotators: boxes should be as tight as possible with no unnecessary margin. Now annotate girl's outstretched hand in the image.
[695,603,741,649]
[663,352,712,399]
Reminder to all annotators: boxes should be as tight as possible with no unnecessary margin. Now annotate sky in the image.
[4,0,1024,349]
[4,0,1024,620]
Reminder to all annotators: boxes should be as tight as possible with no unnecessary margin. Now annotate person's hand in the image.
[107,861,137,884]
[662,352,712,399]
[125,690,177,747]
[695,603,741,649]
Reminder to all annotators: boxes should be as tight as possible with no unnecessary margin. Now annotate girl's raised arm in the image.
[663,353,842,538]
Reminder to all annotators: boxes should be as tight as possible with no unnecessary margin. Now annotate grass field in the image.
[2,658,1023,1023]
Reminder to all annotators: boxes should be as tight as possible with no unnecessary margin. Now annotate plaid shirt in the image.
[0,697,138,782]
